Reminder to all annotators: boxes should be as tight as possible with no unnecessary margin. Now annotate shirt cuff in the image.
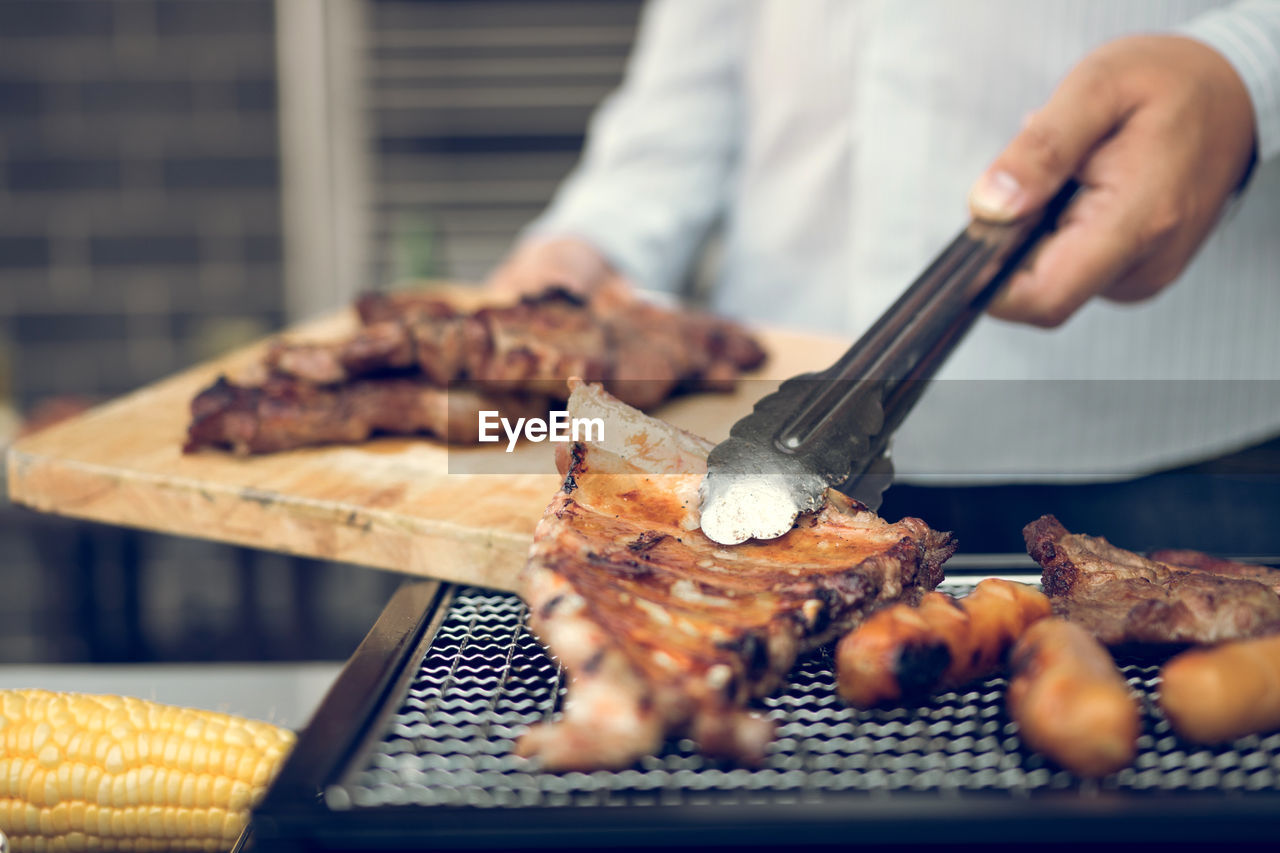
[1179,2,1280,164]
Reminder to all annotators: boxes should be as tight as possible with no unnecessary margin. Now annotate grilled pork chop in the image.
[184,374,545,453]
[517,381,955,770]
[1025,515,1280,646]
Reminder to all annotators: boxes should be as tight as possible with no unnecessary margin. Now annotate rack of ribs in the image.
[517,381,956,770]
[185,287,767,454]
[1024,515,1280,646]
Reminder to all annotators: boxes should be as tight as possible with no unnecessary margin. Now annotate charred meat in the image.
[267,288,766,408]
[265,295,477,388]
[517,381,955,770]
[190,286,767,454]
[1025,515,1280,646]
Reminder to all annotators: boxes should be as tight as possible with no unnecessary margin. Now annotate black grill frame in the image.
[250,575,1280,850]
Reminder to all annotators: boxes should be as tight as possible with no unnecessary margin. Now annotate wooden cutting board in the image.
[5,297,849,592]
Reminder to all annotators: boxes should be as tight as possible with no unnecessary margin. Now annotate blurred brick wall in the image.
[0,0,403,666]
[0,0,284,409]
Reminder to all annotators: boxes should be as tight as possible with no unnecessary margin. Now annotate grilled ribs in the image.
[184,374,545,454]
[517,381,955,770]
[267,288,767,409]
[1025,515,1280,646]
[188,286,768,454]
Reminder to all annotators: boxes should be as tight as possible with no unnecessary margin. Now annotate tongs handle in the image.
[773,180,1079,478]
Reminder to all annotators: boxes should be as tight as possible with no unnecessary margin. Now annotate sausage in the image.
[836,594,948,708]
[1007,618,1140,777]
[1159,633,1280,743]
[943,578,1054,680]
[836,578,1051,708]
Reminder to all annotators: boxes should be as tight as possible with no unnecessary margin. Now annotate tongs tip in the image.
[699,476,803,545]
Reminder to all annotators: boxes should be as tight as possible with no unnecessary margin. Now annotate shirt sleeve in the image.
[1179,0,1280,164]
[520,0,749,294]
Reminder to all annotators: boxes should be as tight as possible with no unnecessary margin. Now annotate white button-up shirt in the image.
[528,0,1280,483]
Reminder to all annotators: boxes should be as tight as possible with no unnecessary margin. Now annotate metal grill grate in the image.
[326,582,1280,811]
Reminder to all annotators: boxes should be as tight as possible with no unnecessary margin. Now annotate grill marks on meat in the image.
[1025,515,1280,646]
[517,382,955,770]
[184,374,543,453]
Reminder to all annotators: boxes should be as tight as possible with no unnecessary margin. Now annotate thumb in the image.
[969,62,1124,222]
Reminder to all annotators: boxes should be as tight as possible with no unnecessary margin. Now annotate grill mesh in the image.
[327,583,1280,810]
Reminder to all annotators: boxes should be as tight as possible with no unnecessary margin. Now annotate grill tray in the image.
[252,577,1280,850]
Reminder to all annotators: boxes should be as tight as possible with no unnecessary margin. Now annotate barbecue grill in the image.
[249,573,1280,850]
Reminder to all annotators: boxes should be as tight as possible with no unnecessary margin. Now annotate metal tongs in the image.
[698,181,1080,545]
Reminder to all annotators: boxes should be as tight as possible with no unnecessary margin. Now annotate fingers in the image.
[485,255,593,298]
[986,153,1194,326]
[985,75,1193,328]
[987,185,1146,327]
[1102,251,1188,304]
[970,58,1126,222]
[977,35,1256,326]
[484,236,615,298]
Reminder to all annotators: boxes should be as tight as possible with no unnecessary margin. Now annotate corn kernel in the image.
[192,774,212,810]
[226,780,251,813]
[66,800,85,833]
[164,767,182,804]
[48,802,69,835]
[97,800,113,837]
[38,744,60,770]
[43,768,61,807]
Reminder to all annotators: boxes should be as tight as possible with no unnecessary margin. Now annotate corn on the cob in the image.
[0,689,295,853]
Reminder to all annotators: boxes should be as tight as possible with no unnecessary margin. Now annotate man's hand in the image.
[485,235,631,299]
[969,35,1257,328]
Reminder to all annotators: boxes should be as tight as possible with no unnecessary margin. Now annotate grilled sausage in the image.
[1159,633,1280,743]
[1007,618,1140,777]
[836,579,1051,708]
